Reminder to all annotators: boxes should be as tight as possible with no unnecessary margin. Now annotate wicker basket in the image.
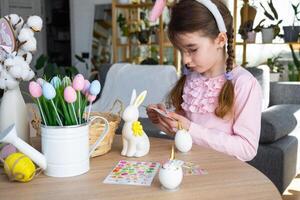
[88,111,121,157]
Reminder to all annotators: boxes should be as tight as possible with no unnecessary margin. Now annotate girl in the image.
[147,0,262,161]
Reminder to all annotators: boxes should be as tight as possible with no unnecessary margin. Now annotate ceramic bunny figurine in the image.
[121,89,150,157]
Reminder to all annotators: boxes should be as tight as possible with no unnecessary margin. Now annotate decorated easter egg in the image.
[29,81,42,98]
[159,160,183,190]
[4,152,36,182]
[50,76,61,88]
[42,82,56,100]
[72,74,85,91]
[175,129,192,153]
[0,144,17,160]
[89,80,101,96]
[64,86,77,103]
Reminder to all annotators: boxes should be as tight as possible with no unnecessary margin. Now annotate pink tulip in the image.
[72,74,85,91]
[36,78,45,86]
[29,81,42,98]
[87,95,96,103]
[149,0,166,22]
[64,86,77,103]
[82,79,90,94]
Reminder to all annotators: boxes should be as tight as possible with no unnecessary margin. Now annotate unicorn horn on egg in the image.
[29,81,47,126]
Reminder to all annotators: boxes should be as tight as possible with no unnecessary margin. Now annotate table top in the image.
[0,135,282,200]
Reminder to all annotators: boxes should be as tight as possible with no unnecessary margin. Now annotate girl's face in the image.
[177,32,225,76]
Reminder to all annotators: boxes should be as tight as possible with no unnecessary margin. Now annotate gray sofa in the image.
[246,67,300,194]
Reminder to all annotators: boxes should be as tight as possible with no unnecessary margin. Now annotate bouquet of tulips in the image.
[28,74,101,126]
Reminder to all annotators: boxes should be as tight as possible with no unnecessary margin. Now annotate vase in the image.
[262,28,274,43]
[246,31,256,43]
[0,86,29,143]
[41,116,109,177]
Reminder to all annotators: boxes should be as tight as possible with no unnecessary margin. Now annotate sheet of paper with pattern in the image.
[182,161,208,176]
[103,160,160,186]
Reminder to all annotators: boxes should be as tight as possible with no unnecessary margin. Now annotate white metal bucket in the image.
[41,117,109,177]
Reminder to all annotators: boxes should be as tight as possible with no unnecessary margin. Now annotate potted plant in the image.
[117,13,129,44]
[137,10,151,44]
[27,75,110,177]
[240,19,265,43]
[0,15,43,143]
[283,3,300,43]
[259,0,282,43]
[238,2,257,42]
[288,44,300,81]
[266,55,284,82]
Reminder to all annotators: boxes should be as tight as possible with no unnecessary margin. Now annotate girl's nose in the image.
[182,53,192,66]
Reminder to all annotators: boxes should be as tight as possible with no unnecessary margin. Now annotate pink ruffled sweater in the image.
[182,66,262,161]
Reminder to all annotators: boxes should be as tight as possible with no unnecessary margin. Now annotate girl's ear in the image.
[134,90,147,107]
[215,32,227,49]
[130,89,137,105]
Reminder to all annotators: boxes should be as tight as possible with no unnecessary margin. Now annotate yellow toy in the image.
[4,152,36,182]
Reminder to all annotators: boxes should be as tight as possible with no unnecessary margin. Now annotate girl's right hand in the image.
[146,104,164,124]
[146,104,176,136]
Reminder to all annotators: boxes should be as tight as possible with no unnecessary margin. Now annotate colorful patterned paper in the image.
[103,160,160,186]
[182,161,208,176]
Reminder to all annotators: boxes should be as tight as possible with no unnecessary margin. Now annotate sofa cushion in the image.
[246,65,270,111]
[260,104,300,143]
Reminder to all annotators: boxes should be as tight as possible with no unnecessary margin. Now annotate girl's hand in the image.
[164,112,191,132]
[146,104,163,124]
[146,104,176,136]
[146,104,191,136]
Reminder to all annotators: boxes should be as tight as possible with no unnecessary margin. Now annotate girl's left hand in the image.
[161,112,191,132]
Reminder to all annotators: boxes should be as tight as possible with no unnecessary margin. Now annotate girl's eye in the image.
[189,48,198,53]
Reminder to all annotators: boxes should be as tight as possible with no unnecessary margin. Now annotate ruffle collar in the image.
[181,72,226,113]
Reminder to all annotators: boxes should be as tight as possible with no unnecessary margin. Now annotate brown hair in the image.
[168,0,235,118]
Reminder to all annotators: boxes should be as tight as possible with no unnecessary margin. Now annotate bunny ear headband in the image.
[149,0,227,33]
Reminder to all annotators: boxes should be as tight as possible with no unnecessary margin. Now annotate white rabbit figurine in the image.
[121,89,150,157]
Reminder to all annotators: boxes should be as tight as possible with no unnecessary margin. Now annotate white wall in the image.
[70,0,112,77]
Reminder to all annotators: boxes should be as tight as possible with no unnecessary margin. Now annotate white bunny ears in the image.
[149,0,227,33]
[130,89,147,107]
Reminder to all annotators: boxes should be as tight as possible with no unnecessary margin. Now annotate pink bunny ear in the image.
[0,18,16,54]
[149,0,167,22]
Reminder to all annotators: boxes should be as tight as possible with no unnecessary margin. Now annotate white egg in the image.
[158,160,183,190]
[175,129,193,153]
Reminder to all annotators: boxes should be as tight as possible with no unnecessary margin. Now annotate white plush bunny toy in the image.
[121,89,150,157]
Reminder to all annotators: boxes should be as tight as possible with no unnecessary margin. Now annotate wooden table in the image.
[0,135,282,200]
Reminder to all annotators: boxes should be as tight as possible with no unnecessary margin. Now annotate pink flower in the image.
[82,79,90,94]
[64,86,77,103]
[87,94,96,103]
[29,81,42,98]
[72,74,84,91]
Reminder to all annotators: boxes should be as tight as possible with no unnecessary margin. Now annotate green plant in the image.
[259,0,282,38]
[266,55,284,73]
[287,44,300,81]
[117,13,129,37]
[292,3,300,26]
[34,55,88,80]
